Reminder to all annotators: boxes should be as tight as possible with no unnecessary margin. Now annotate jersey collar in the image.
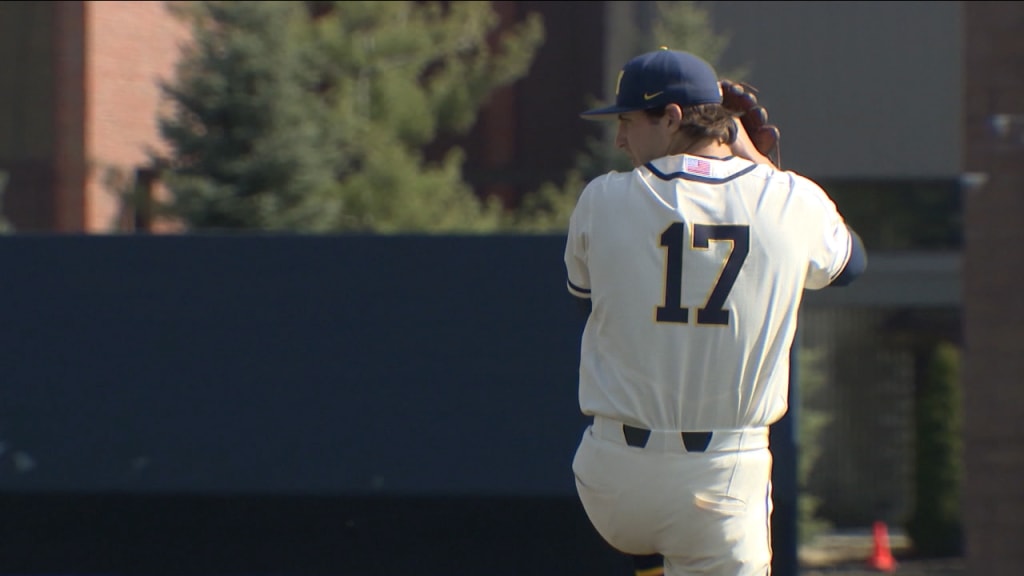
[643,154,758,184]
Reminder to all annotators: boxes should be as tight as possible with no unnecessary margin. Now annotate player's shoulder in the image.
[586,169,634,190]
[578,169,635,202]
[571,170,629,223]
[783,170,824,191]
[763,168,837,210]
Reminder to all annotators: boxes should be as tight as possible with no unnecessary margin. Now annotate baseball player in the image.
[564,48,866,575]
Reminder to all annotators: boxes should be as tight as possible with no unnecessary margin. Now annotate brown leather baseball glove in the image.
[720,79,781,167]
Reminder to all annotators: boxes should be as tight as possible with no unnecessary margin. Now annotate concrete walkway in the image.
[798,528,964,575]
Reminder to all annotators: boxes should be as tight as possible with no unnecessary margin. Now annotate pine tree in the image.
[155,1,544,232]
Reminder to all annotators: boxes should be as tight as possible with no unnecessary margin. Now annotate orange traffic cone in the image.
[867,520,897,572]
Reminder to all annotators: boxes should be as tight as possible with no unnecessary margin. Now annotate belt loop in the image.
[681,431,713,452]
[622,424,651,448]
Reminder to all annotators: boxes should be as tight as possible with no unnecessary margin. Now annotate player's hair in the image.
[643,103,737,145]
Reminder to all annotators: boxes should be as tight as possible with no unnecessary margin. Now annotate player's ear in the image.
[665,104,684,128]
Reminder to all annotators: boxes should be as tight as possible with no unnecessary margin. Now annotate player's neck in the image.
[685,140,733,159]
[668,136,732,160]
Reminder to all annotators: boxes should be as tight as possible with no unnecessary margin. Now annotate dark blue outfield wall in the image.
[0,234,586,497]
[0,233,627,574]
[0,234,796,575]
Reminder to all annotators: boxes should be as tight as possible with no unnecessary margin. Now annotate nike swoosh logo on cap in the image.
[643,91,664,100]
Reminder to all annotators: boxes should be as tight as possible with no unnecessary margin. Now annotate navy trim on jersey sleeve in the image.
[645,162,758,184]
[830,226,867,287]
[567,278,592,318]
[567,278,591,297]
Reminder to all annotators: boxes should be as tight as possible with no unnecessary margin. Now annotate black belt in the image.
[622,424,713,453]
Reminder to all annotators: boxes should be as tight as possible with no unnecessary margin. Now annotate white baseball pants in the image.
[573,416,773,576]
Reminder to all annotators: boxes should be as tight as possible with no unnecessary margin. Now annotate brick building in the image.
[0,1,190,232]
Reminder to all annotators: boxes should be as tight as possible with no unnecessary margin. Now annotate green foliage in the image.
[509,1,740,233]
[797,344,834,544]
[907,340,963,557]
[649,1,747,81]
[156,0,543,232]
[501,170,587,233]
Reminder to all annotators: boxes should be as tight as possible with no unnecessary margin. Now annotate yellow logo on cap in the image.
[643,91,664,101]
[615,70,624,96]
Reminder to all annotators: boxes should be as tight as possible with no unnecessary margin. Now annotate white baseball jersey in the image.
[564,154,853,431]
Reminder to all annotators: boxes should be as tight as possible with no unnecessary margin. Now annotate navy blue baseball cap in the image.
[581,48,722,119]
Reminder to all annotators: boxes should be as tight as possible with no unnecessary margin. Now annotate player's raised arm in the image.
[720,79,780,168]
[729,118,776,168]
[830,225,867,286]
